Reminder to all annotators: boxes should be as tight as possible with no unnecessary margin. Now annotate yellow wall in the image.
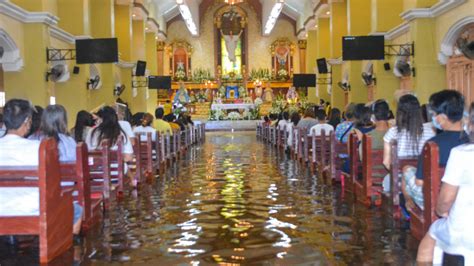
[371,0,404,33]
[306,30,318,103]
[316,18,331,103]
[115,4,133,62]
[57,0,90,36]
[329,1,347,109]
[146,32,158,115]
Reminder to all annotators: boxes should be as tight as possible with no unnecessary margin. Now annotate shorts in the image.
[73,202,83,224]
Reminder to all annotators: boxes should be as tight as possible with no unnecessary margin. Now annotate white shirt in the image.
[429,144,474,254]
[119,120,134,139]
[278,120,290,131]
[0,134,40,216]
[133,126,156,141]
[85,128,133,154]
[309,123,334,136]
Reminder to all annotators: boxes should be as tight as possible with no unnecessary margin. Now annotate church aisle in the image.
[0,132,418,265]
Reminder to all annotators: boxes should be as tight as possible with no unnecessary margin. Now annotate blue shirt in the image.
[415,131,469,180]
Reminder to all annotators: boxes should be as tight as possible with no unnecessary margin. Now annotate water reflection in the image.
[0,131,418,265]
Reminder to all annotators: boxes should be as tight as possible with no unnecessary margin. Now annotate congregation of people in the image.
[0,99,197,243]
[260,89,474,263]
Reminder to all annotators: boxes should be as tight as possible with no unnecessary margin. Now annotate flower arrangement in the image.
[175,66,186,81]
[243,109,252,119]
[277,68,289,81]
[254,98,263,107]
[227,111,241,120]
[249,68,271,81]
[209,108,225,121]
[243,96,253,103]
[196,91,207,102]
[192,68,212,83]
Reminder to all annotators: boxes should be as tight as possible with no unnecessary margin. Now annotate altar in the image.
[211,103,255,111]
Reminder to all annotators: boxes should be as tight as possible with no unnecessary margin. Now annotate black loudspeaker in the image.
[383,62,391,71]
[73,66,80,74]
[316,58,328,74]
[135,60,147,76]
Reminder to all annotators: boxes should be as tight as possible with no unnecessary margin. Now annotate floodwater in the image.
[0,131,420,265]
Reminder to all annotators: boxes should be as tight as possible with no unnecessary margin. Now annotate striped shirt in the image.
[383,123,435,157]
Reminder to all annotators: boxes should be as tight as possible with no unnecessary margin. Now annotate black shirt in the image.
[415,130,469,180]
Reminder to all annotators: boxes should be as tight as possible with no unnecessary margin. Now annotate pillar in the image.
[298,40,307,73]
[410,18,446,103]
[129,19,147,113]
[157,41,165,75]
[146,32,158,115]
[87,0,115,110]
[329,0,348,109]
[305,31,318,103]
[317,18,331,103]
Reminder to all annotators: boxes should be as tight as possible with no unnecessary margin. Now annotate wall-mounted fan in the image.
[114,83,126,96]
[393,45,412,78]
[456,35,474,60]
[338,69,351,92]
[361,62,375,86]
[87,64,102,90]
[46,63,70,82]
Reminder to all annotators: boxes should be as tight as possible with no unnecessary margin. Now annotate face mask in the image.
[432,116,442,130]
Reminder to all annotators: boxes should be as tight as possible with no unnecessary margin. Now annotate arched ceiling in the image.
[153,0,324,37]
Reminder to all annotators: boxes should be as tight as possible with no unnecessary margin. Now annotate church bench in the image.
[322,131,346,183]
[344,133,360,193]
[354,134,387,206]
[296,127,306,162]
[383,140,418,220]
[277,126,287,150]
[60,142,103,231]
[409,141,444,240]
[133,133,155,183]
[256,122,263,139]
[0,138,73,263]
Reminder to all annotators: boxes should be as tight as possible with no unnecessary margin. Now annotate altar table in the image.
[211,103,255,111]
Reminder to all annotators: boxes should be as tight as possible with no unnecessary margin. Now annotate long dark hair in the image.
[91,106,127,146]
[26,105,43,138]
[74,110,94,142]
[40,105,69,142]
[396,94,424,154]
[290,112,301,125]
[328,108,341,127]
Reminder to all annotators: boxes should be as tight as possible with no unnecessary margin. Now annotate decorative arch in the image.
[0,29,23,72]
[438,16,474,65]
[214,5,248,29]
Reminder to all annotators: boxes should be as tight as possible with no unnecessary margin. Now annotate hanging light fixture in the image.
[224,0,244,5]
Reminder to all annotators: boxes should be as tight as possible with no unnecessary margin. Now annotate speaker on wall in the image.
[73,66,80,74]
[383,62,391,71]
[316,58,328,74]
[135,61,147,76]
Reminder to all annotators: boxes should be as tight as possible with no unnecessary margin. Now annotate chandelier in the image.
[224,0,243,5]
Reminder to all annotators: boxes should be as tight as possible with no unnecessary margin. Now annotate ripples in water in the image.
[0,132,419,265]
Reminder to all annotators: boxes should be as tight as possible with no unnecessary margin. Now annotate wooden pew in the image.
[322,131,346,183]
[0,138,73,263]
[409,141,444,240]
[134,133,155,182]
[354,134,387,206]
[384,140,418,220]
[61,142,103,231]
[345,133,360,193]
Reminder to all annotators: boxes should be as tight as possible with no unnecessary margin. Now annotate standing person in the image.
[40,105,77,162]
[286,112,301,148]
[416,102,474,263]
[133,113,156,141]
[335,103,356,144]
[297,108,318,134]
[403,90,468,210]
[278,111,290,131]
[71,110,94,143]
[309,109,334,136]
[327,108,341,129]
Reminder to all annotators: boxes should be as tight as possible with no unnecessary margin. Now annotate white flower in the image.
[254,98,263,107]
[227,111,241,120]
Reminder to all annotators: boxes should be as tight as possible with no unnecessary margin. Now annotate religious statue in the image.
[255,84,263,98]
[286,86,298,104]
[221,29,242,62]
[263,86,274,103]
[174,82,190,104]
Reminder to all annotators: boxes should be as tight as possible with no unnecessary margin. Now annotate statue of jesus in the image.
[221,29,242,63]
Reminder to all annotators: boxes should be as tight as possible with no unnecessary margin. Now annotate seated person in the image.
[39,105,77,162]
[416,102,474,263]
[26,105,43,140]
[263,116,271,126]
[85,106,133,162]
[154,107,173,135]
[309,109,334,136]
[163,113,182,131]
[277,111,290,130]
[0,99,82,234]
[353,104,375,141]
[71,110,94,143]
[133,113,156,141]
[0,113,5,137]
[382,95,434,192]
[404,90,469,210]
[335,103,356,144]
[297,109,318,135]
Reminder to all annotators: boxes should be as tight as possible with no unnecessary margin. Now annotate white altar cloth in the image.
[211,103,255,111]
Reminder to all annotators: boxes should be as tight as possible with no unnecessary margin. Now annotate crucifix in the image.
[220,29,243,63]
